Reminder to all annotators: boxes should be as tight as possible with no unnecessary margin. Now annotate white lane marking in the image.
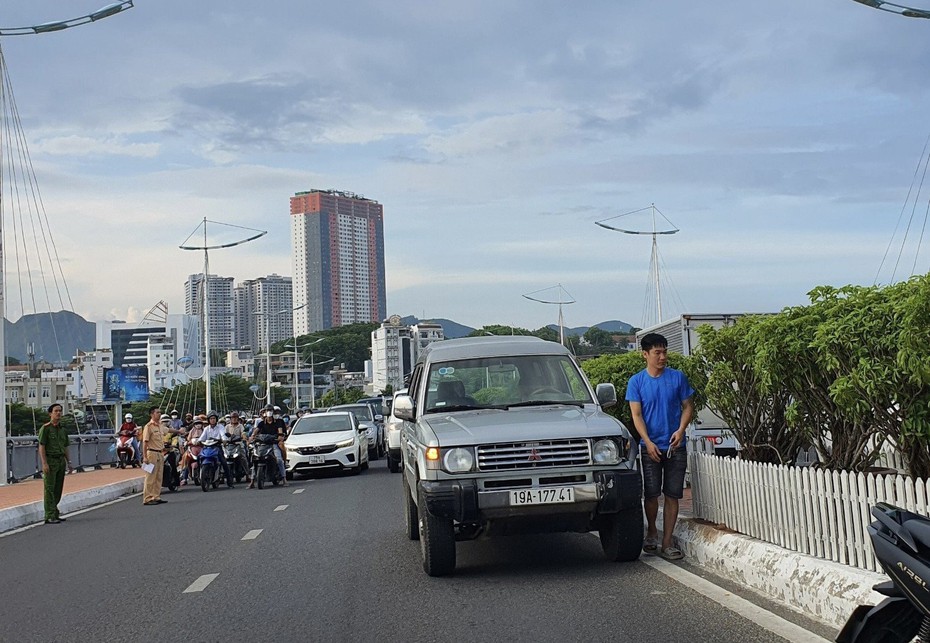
[0,492,142,539]
[274,505,288,512]
[183,573,219,594]
[292,489,304,494]
[241,529,263,540]
[642,557,830,643]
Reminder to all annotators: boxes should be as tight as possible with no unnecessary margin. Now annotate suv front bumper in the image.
[418,469,642,523]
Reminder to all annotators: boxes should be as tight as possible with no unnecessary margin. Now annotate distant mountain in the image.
[546,320,635,337]
[4,310,95,364]
[398,316,634,340]
[400,316,476,339]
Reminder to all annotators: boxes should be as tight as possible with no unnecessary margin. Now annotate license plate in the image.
[307,455,325,464]
[509,487,575,506]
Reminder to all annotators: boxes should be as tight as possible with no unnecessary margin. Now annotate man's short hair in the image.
[149,405,161,416]
[48,403,63,413]
[640,333,668,352]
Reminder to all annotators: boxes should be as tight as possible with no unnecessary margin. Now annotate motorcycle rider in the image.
[248,405,287,489]
[201,411,235,488]
[179,417,204,486]
[119,413,141,467]
[224,411,251,483]
[169,409,183,432]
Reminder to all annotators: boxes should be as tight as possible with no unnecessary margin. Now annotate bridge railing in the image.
[5,434,119,484]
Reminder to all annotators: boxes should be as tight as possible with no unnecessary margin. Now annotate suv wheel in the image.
[418,485,456,576]
[599,507,644,562]
[403,474,419,541]
[387,452,400,473]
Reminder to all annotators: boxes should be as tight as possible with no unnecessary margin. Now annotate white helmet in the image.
[124,413,133,420]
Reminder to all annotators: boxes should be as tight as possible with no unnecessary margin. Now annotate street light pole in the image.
[288,337,323,410]
[254,303,307,408]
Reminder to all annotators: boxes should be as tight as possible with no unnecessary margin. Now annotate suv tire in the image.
[599,507,644,562]
[418,485,456,576]
[387,453,400,473]
[403,474,419,541]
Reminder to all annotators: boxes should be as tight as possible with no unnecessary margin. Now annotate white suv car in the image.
[385,389,407,473]
[284,411,370,478]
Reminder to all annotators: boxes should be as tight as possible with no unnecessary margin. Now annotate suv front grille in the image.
[477,439,591,471]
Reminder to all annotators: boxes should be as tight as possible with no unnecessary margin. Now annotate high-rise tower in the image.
[290,190,386,334]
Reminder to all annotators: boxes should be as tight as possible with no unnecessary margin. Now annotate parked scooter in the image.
[116,429,136,469]
[162,442,181,492]
[251,434,281,489]
[199,438,222,492]
[224,436,250,484]
[838,502,930,642]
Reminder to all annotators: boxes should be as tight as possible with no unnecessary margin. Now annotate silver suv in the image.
[394,336,643,576]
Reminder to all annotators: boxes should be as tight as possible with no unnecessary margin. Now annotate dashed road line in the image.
[241,529,263,540]
[293,489,305,494]
[274,505,288,512]
[641,557,830,642]
[183,573,219,594]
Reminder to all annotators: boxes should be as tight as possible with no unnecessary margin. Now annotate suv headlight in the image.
[592,438,621,465]
[335,438,354,448]
[442,447,475,473]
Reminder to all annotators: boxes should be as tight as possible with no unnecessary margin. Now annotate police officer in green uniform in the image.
[38,403,71,524]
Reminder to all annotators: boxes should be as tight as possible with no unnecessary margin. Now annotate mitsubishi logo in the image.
[528,448,542,462]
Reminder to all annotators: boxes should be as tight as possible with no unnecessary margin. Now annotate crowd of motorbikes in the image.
[114,411,285,493]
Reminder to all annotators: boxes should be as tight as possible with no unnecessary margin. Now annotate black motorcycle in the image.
[223,435,250,483]
[838,502,930,642]
[162,443,180,492]
[251,434,281,489]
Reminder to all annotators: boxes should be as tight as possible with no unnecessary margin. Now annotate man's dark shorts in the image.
[642,445,687,500]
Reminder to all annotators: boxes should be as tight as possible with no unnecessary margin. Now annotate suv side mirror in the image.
[393,394,415,422]
[374,414,384,422]
[595,383,617,409]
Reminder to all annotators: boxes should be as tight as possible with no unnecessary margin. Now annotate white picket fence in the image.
[688,452,930,573]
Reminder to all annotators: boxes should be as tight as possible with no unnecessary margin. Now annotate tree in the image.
[467,325,533,337]
[581,351,706,430]
[5,403,77,436]
[584,327,614,348]
[319,387,367,407]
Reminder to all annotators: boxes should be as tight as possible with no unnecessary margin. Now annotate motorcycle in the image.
[199,438,223,492]
[838,502,930,642]
[185,440,203,487]
[162,442,181,492]
[251,434,281,489]
[116,429,136,469]
[224,435,250,484]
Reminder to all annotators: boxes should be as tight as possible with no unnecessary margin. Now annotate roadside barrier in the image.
[4,434,119,483]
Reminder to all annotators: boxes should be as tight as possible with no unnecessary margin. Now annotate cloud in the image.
[32,135,159,158]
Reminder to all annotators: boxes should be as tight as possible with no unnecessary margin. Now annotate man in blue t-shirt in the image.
[625,332,694,561]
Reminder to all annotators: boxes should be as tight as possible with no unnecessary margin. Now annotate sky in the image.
[1,0,929,332]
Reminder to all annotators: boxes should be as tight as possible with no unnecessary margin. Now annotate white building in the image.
[370,317,444,393]
[233,274,294,352]
[226,348,255,380]
[185,273,235,350]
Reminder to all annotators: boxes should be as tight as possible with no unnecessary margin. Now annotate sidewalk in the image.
[673,487,884,630]
[0,466,144,533]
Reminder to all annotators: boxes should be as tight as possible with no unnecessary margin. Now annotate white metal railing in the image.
[688,452,930,573]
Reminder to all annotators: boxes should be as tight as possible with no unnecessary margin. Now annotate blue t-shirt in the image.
[625,367,694,450]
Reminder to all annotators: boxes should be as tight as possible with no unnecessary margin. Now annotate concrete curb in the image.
[0,478,144,534]
[674,517,886,629]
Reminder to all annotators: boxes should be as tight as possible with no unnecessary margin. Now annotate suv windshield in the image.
[423,354,593,413]
[291,414,353,435]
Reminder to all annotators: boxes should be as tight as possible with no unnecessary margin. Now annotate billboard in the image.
[102,366,150,402]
